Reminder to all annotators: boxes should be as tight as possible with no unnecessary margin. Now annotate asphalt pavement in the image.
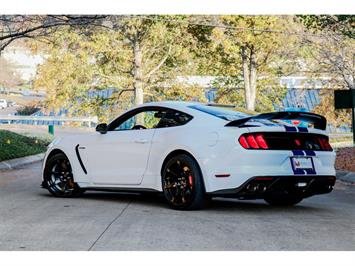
[0,162,354,251]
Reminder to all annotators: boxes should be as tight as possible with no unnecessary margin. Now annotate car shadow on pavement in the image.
[84,191,164,202]
[40,191,330,213]
[207,197,329,213]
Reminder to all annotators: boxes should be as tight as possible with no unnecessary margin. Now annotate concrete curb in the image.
[337,170,355,184]
[0,153,45,170]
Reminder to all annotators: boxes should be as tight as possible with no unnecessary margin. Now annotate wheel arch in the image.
[46,148,68,160]
[43,145,88,186]
[43,148,70,175]
[42,148,68,184]
[160,149,207,191]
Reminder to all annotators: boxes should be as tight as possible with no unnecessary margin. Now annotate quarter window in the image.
[154,109,192,128]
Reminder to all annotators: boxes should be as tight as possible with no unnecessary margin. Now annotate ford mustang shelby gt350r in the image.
[42,101,336,210]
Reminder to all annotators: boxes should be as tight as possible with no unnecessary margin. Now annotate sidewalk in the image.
[0,153,45,171]
[336,170,355,184]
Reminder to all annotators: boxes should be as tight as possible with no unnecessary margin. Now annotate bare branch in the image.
[0,15,107,53]
[145,44,172,79]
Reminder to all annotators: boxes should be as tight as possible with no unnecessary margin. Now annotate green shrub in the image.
[16,103,40,115]
[0,130,50,161]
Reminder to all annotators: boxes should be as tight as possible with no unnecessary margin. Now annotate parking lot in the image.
[0,161,354,251]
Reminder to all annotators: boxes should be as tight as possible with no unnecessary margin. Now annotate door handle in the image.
[135,139,149,144]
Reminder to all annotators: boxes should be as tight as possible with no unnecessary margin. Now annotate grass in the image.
[0,130,50,162]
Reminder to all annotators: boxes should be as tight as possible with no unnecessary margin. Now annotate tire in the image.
[43,153,85,197]
[264,195,303,206]
[161,154,209,210]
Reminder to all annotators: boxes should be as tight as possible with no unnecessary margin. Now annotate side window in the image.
[113,110,161,131]
[109,108,193,131]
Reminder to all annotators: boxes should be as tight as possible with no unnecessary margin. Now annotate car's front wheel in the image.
[43,153,85,197]
[162,154,209,210]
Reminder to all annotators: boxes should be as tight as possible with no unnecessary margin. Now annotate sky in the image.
[2,44,44,82]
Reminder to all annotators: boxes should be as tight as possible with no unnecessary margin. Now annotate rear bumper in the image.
[210,175,336,199]
[200,146,336,192]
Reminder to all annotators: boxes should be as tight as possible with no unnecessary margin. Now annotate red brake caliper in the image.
[188,175,193,188]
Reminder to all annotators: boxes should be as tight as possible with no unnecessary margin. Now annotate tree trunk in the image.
[133,40,144,106]
[241,46,257,111]
[249,47,257,111]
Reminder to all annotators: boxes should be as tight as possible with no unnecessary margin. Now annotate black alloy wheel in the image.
[162,154,208,210]
[43,153,84,197]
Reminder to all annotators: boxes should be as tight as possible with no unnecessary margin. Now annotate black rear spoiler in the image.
[225,111,327,130]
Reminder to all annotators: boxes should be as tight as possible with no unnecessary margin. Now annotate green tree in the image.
[101,16,199,106]
[300,15,354,39]
[297,15,354,126]
[34,16,202,120]
[201,15,298,111]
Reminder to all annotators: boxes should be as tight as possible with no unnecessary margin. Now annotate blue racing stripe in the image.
[298,127,308,132]
[305,169,316,175]
[284,125,297,132]
[295,169,305,175]
[304,150,316,156]
[292,150,304,156]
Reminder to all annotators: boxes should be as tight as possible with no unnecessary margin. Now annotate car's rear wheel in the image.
[264,195,303,206]
[162,154,209,210]
[43,153,85,197]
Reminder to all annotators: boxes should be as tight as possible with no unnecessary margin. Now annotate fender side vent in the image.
[75,144,87,174]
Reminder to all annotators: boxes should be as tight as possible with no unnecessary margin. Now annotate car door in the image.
[86,108,162,186]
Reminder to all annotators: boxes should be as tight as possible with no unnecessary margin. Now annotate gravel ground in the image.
[336,147,355,172]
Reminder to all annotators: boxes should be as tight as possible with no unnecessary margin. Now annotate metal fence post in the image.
[48,125,54,135]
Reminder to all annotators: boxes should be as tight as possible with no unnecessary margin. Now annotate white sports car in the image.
[42,101,336,210]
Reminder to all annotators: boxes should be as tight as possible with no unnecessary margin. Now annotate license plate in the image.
[291,157,314,170]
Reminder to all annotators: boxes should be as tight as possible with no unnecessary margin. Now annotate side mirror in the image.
[96,123,108,134]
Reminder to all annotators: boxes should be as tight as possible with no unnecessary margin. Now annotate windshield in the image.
[189,105,249,121]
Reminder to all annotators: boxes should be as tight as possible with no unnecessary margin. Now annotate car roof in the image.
[136,101,250,125]
[138,101,203,113]
[141,101,200,108]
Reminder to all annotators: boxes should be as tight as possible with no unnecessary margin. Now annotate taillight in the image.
[294,139,301,147]
[255,134,268,149]
[317,136,333,151]
[239,135,249,149]
[239,134,268,150]
[239,132,332,151]
[246,135,259,149]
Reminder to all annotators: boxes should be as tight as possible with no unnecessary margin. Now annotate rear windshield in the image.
[188,105,249,121]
